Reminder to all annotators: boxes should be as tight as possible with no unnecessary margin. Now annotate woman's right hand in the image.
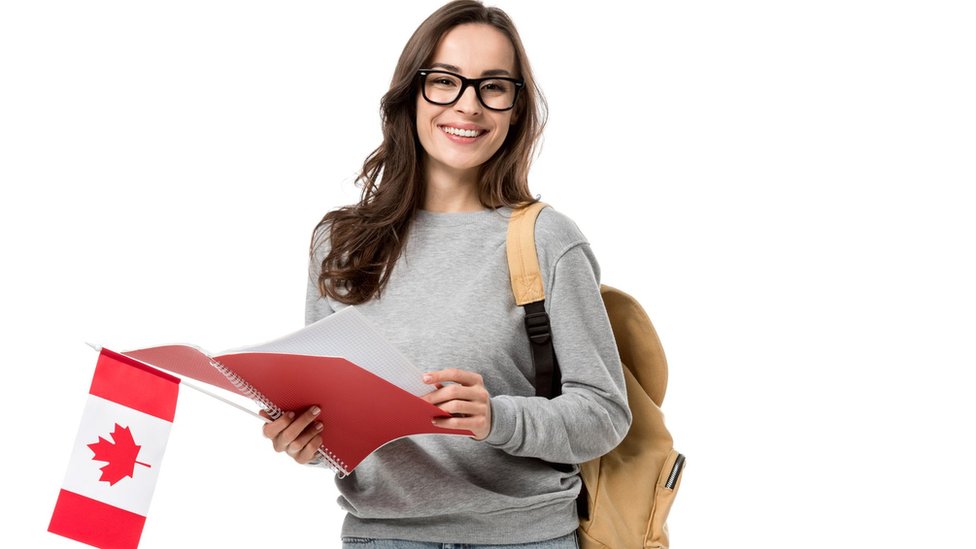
[261,405,323,465]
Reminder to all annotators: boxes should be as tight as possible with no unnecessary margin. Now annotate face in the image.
[416,23,518,182]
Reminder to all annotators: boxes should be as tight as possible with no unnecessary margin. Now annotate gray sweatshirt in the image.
[305,206,632,544]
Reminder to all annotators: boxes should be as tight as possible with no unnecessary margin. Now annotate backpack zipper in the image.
[665,453,686,489]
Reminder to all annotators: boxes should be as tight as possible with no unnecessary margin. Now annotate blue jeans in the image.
[341,531,579,549]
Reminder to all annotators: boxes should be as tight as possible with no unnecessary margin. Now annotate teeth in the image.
[442,126,484,138]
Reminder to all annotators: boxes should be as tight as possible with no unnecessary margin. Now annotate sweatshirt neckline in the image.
[414,207,511,227]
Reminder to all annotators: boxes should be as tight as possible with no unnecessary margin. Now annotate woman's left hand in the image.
[420,368,492,440]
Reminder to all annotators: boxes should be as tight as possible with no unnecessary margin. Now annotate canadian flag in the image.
[49,348,180,549]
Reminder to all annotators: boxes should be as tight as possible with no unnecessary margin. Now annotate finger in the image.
[276,406,320,448]
[273,406,320,452]
[263,410,296,440]
[421,383,484,405]
[436,399,487,417]
[423,368,484,387]
[420,384,458,405]
[287,421,324,457]
[423,368,482,386]
[295,434,324,464]
[419,377,444,391]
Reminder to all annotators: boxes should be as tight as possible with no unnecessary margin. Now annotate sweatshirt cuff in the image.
[484,395,517,447]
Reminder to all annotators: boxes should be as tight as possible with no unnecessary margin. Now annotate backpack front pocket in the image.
[645,449,685,548]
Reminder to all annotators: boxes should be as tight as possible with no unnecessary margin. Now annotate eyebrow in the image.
[428,62,513,77]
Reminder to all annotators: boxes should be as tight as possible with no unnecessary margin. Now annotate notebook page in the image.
[221,306,430,397]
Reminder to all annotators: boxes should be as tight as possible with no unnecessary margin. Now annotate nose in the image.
[454,83,482,115]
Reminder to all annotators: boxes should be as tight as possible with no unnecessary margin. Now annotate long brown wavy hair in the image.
[313,0,548,305]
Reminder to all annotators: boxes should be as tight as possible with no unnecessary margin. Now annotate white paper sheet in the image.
[223,306,430,396]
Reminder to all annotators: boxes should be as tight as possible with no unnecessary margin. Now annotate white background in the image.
[2,1,974,547]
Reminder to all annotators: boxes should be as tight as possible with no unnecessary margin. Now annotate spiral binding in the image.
[208,358,350,477]
[318,447,349,478]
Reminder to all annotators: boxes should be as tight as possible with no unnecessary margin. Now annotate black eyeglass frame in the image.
[417,69,525,112]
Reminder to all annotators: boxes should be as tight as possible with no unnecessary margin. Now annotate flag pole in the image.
[84,342,271,423]
[179,379,272,423]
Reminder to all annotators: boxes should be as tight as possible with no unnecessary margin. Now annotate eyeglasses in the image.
[418,69,524,112]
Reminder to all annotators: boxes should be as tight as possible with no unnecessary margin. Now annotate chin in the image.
[434,152,491,173]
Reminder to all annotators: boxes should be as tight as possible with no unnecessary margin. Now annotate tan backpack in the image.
[507,202,685,549]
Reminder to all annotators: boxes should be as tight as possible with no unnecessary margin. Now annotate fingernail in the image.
[310,406,321,416]
[287,411,295,419]
[315,422,323,431]
[423,374,432,383]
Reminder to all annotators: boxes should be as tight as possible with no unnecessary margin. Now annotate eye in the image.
[428,73,460,88]
[480,80,510,94]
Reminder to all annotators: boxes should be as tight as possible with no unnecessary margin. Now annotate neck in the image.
[422,160,484,212]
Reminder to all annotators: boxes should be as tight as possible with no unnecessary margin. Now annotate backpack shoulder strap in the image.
[506,201,548,305]
[506,202,561,399]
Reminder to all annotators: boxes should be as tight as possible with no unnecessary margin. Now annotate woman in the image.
[263,1,631,546]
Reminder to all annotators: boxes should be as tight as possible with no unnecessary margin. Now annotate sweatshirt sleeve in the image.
[483,239,632,463]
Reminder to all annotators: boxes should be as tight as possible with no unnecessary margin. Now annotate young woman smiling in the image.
[262,2,632,547]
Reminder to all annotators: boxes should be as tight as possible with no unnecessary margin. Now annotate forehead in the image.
[429,23,517,76]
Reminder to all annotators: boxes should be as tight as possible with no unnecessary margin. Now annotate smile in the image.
[440,125,488,138]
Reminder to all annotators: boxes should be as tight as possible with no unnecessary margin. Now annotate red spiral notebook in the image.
[117,307,471,476]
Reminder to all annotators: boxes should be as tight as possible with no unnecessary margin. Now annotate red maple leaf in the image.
[87,423,151,486]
